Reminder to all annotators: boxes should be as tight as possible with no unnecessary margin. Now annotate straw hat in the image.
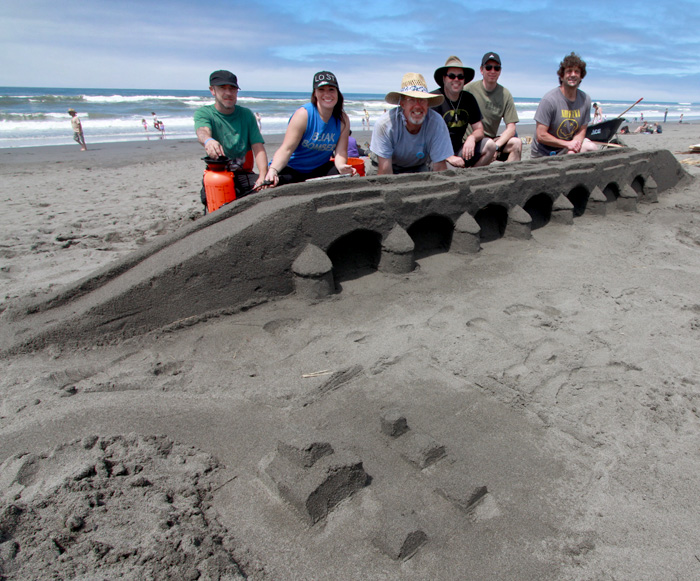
[433,56,475,87]
[385,73,444,108]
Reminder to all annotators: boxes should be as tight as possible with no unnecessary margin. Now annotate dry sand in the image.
[1,123,700,580]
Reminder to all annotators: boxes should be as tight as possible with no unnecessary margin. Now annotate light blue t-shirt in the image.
[288,103,341,172]
[370,107,453,168]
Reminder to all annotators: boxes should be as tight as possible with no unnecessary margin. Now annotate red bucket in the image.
[347,157,366,176]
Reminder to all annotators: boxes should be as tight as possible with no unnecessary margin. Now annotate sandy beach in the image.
[1,122,700,579]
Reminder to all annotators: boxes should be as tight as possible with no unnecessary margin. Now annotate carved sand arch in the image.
[0,148,689,354]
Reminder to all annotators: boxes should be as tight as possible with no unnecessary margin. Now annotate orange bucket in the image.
[347,157,366,176]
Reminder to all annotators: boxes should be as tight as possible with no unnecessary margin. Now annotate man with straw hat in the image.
[369,73,453,175]
[431,55,491,168]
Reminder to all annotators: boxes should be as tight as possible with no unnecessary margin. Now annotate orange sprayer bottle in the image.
[203,156,235,213]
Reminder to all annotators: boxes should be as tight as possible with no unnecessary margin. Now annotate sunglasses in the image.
[484,65,501,71]
[445,73,465,80]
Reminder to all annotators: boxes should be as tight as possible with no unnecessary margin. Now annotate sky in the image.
[1,0,699,102]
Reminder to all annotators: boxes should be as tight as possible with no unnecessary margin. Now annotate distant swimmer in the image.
[68,108,86,151]
[593,102,603,123]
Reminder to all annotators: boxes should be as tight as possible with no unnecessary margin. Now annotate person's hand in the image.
[461,137,476,160]
[566,140,582,153]
[447,155,465,168]
[338,164,357,176]
[253,176,274,191]
[204,138,224,158]
[264,167,280,186]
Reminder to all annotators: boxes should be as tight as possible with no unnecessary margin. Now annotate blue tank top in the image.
[287,102,341,172]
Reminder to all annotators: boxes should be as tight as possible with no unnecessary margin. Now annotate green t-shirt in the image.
[193,105,263,166]
[464,81,519,138]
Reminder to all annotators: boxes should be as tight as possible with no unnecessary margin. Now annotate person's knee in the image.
[508,137,522,160]
[482,138,498,156]
[581,139,598,152]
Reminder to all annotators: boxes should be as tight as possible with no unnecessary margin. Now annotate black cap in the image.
[313,71,339,91]
[481,52,501,66]
[209,70,240,88]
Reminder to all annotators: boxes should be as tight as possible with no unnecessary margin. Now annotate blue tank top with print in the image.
[288,103,341,172]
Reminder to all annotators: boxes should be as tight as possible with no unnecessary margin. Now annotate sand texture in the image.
[1,124,700,580]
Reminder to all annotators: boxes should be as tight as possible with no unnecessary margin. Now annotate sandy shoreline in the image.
[1,121,700,579]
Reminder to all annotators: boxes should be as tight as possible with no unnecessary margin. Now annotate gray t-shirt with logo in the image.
[370,107,453,169]
[531,87,591,158]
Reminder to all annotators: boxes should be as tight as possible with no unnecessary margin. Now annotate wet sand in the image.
[0,122,699,579]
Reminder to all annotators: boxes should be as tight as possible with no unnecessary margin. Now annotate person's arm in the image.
[462,121,484,159]
[196,126,226,158]
[569,125,588,152]
[250,142,271,189]
[333,113,356,175]
[265,107,308,186]
[446,155,465,168]
[376,156,393,175]
[432,160,447,172]
[535,122,580,153]
[494,122,517,151]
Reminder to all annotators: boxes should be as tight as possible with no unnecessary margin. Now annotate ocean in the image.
[1,86,697,149]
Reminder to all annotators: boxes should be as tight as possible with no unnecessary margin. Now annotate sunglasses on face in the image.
[484,65,501,72]
[445,73,465,80]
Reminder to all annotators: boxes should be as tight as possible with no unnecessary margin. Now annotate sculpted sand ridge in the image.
[0,147,688,353]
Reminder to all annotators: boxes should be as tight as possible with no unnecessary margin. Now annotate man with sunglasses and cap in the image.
[194,70,271,210]
[370,72,453,174]
[465,52,521,163]
[430,56,491,168]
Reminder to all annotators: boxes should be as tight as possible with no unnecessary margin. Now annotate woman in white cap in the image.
[265,71,355,185]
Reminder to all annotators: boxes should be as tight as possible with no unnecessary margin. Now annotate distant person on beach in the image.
[679,114,684,123]
[634,121,649,133]
[664,108,668,123]
[369,72,452,174]
[158,120,165,139]
[151,112,161,131]
[255,112,262,131]
[465,52,522,164]
[194,70,270,208]
[363,108,370,130]
[265,71,355,186]
[530,52,598,158]
[592,102,603,123]
[347,130,366,157]
[430,55,491,168]
[142,118,148,132]
[67,109,86,151]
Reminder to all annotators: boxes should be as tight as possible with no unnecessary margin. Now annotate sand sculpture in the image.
[0,147,687,354]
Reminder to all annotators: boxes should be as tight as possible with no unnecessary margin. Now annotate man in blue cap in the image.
[194,70,271,209]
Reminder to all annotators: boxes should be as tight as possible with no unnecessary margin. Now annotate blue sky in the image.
[2,0,698,101]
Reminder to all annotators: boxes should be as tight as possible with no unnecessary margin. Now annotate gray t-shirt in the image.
[531,87,591,158]
[370,107,453,169]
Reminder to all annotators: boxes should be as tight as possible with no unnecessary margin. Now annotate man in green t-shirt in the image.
[194,70,271,208]
[465,52,521,164]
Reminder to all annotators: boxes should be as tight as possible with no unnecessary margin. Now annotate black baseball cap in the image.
[209,70,240,88]
[313,71,339,90]
[481,52,502,66]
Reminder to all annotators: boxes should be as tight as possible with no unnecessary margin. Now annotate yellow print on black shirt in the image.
[556,108,582,140]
